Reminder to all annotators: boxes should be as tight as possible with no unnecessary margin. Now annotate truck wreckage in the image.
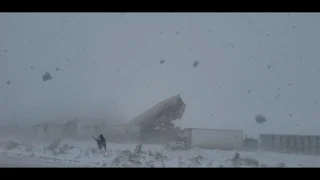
[129,94,186,143]
[31,94,187,144]
[25,94,246,151]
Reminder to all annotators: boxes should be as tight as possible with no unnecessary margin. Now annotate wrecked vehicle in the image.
[129,94,186,144]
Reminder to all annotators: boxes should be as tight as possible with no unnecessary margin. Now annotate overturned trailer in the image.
[129,94,186,143]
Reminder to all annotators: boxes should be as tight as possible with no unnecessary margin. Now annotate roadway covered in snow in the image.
[0,155,70,167]
[0,137,320,167]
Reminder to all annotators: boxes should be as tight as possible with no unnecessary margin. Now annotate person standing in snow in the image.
[93,134,106,151]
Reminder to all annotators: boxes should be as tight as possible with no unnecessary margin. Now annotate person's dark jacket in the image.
[97,134,106,144]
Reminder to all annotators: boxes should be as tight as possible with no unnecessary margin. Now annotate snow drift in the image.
[1,138,319,167]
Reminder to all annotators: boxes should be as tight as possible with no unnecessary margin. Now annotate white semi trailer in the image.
[129,94,186,143]
[184,128,244,150]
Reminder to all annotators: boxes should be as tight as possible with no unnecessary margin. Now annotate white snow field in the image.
[0,137,319,167]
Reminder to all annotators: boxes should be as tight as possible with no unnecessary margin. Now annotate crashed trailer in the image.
[129,94,186,143]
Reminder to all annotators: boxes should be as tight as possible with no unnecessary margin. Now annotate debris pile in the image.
[230,152,259,167]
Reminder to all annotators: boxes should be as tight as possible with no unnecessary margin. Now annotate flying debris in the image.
[193,61,199,68]
[160,59,165,64]
[42,72,53,82]
[255,114,267,124]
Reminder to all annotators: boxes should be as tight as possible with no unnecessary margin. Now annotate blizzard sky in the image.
[1,13,320,137]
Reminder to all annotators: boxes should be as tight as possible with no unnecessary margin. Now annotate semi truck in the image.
[129,94,186,143]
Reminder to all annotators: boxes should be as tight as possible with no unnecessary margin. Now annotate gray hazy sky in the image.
[1,13,320,137]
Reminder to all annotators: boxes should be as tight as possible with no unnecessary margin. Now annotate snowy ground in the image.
[0,137,319,167]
